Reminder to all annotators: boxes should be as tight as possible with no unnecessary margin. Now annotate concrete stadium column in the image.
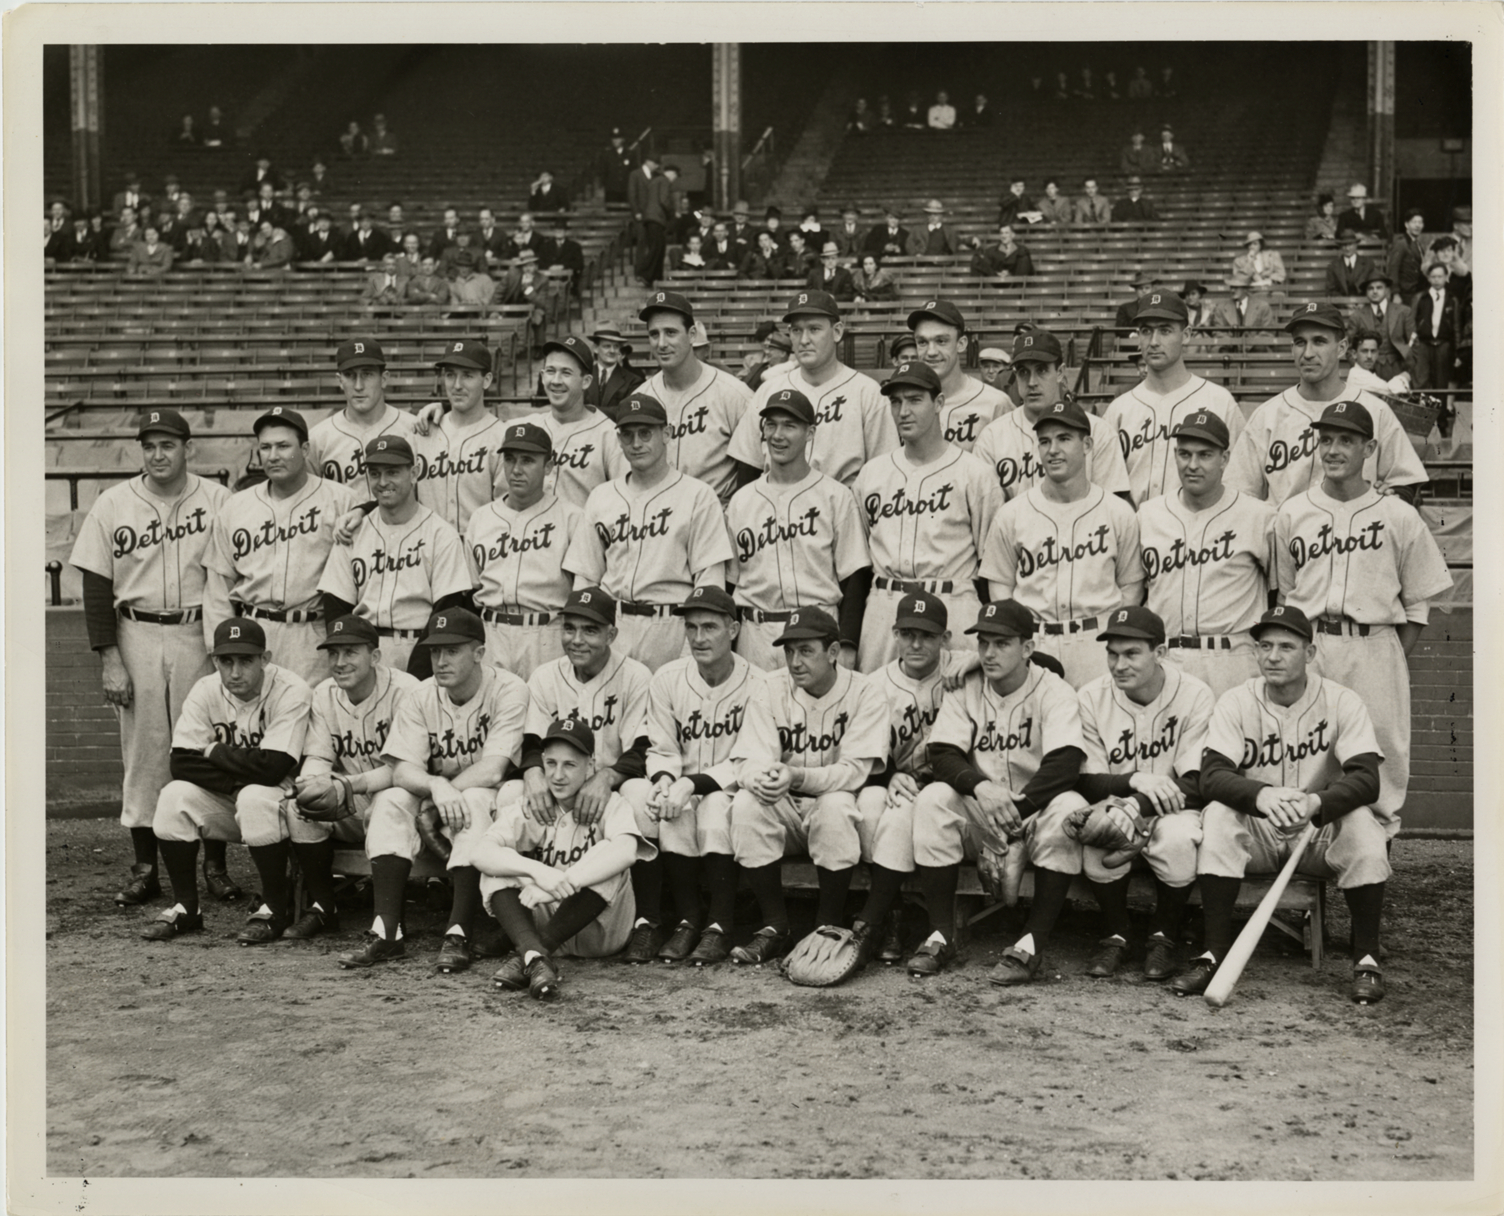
[1368,40,1396,208]
[712,43,741,211]
[69,45,103,212]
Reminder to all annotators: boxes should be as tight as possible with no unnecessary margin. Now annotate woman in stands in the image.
[853,254,898,304]
[1228,231,1286,291]
[1306,193,1338,242]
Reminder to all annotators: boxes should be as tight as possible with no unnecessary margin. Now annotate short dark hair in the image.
[1431,235,1459,253]
[1315,192,1334,213]
[1404,207,1426,223]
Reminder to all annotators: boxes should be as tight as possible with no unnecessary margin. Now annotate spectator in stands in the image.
[302,212,339,263]
[927,90,957,130]
[997,178,1041,228]
[45,199,70,248]
[1387,208,1428,301]
[451,248,499,316]
[853,253,898,303]
[977,346,1011,390]
[1120,131,1156,175]
[428,206,462,260]
[670,232,709,271]
[42,209,72,263]
[111,207,142,261]
[1074,177,1112,225]
[902,91,927,128]
[89,210,108,251]
[799,207,823,238]
[729,199,756,251]
[546,217,585,297]
[586,323,644,417]
[970,224,1035,279]
[831,203,864,258]
[1158,66,1178,97]
[440,231,484,280]
[363,253,409,308]
[1306,193,1338,241]
[370,113,398,157]
[255,222,296,270]
[1438,204,1472,272]
[468,208,504,269]
[738,323,793,391]
[784,230,817,277]
[1053,71,1071,100]
[228,216,254,264]
[1076,66,1096,100]
[1409,262,1463,391]
[1111,176,1160,222]
[248,181,288,231]
[667,193,699,258]
[807,240,856,301]
[1127,65,1153,98]
[1336,183,1389,241]
[890,331,918,365]
[762,203,788,249]
[343,212,391,264]
[1038,180,1073,225]
[210,189,230,221]
[66,213,104,263]
[112,171,149,217]
[599,128,637,207]
[964,93,994,127]
[1346,332,1392,392]
[1325,231,1376,297]
[529,169,569,213]
[1103,70,1122,100]
[506,212,548,264]
[339,120,369,159]
[179,223,216,265]
[1229,231,1286,291]
[876,97,896,130]
[239,152,285,195]
[1181,279,1217,334]
[910,199,959,255]
[383,202,412,248]
[1209,283,1274,351]
[706,221,739,270]
[404,255,450,307]
[1114,270,1159,328]
[864,204,910,259]
[847,98,873,135]
[1425,235,1471,299]
[629,155,672,285]
[128,225,173,276]
[162,175,183,208]
[172,114,199,147]
[201,105,228,150]
[739,231,788,280]
[154,206,185,254]
[308,158,331,195]
[1156,124,1190,171]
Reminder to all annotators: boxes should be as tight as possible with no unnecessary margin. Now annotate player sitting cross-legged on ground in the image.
[474,717,657,1001]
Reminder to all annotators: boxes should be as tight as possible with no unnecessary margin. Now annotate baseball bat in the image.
[1203,819,1318,1008]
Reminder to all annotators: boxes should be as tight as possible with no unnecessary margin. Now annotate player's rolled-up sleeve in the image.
[429,520,479,602]
[978,510,1018,591]
[481,671,530,768]
[831,483,872,580]
[643,674,684,782]
[381,688,435,769]
[170,682,218,752]
[67,501,116,582]
[316,547,359,606]
[727,396,767,471]
[259,678,314,761]
[687,481,735,576]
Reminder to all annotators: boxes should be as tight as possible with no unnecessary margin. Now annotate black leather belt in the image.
[618,602,676,618]
[234,603,323,624]
[1167,635,1233,650]
[1041,616,1099,636]
[873,576,956,594]
[376,626,424,639]
[119,605,201,624]
[1315,617,1371,637]
[480,607,553,626]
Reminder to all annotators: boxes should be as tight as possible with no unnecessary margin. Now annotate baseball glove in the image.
[416,804,453,862]
[1064,796,1150,869]
[783,926,866,988]
[294,778,348,823]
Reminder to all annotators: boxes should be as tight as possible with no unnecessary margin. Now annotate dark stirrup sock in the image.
[539,889,610,951]
[857,864,908,930]
[1151,876,1194,940]
[446,866,483,935]
[915,864,960,940]
[661,851,703,926]
[247,841,292,917]
[702,852,738,930]
[1343,882,1386,962]
[1198,875,1244,960]
[370,855,412,940]
[815,865,855,927]
[1022,868,1075,946]
[742,861,788,932]
[629,854,664,926]
[156,839,201,916]
[488,889,545,957]
[1088,874,1132,940]
[130,826,159,869]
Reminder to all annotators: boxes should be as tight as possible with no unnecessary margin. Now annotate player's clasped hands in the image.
[429,777,471,831]
[972,779,1023,841]
[748,763,793,804]
[886,771,922,810]
[522,866,577,906]
[651,775,696,822]
[1256,785,1319,830]
[1127,770,1186,816]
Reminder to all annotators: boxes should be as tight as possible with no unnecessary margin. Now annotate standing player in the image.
[1074,605,1214,980]
[143,619,313,942]
[1101,290,1246,505]
[1226,302,1427,507]
[906,298,1009,452]
[728,290,899,487]
[203,407,354,686]
[317,436,475,674]
[307,338,416,486]
[973,328,1132,501]
[725,387,871,671]
[563,395,733,669]
[1273,400,1452,837]
[536,334,627,508]
[1137,411,1276,697]
[410,340,509,534]
[727,608,890,965]
[908,599,1088,981]
[1175,606,1391,1004]
[980,400,1144,688]
[637,290,754,506]
[69,408,231,906]
[855,361,1001,670]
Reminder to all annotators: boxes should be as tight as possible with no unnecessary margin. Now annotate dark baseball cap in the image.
[1033,399,1092,435]
[638,289,695,324]
[1313,399,1374,439]
[783,289,841,322]
[210,618,267,656]
[561,587,616,626]
[907,298,967,333]
[1284,302,1347,334]
[317,614,380,650]
[1096,605,1166,646]
[895,592,947,635]
[434,339,492,371]
[541,335,595,373]
[765,330,793,353]
[1133,290,1190,325]
[775,607,841,646]
[364,435,415,466]
[966,599,1036,639]
[882,361,943,397]
[1012,328,1063,365]
[336,337,386,370]
[891,332,919,356]
[137,408,190,440]
[674,586,738,618]
[499,422,553,456]
[418,607,485,647]
[760,387,816,425]
[1251,604,1314,643]
[1170,410,1231,449]
[252,406,309,440]
[543,716,595,757]
[618,394,668,426]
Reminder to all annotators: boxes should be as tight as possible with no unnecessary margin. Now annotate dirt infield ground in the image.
[45,817,1473,1181]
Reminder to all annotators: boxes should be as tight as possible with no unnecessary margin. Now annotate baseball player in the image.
[1226,301,1428,507]
[339,608,528,972]
[1074,605,1215,980]
[306,338,416,485]
[286,614,420,941]
[907,298,1010,452]
[317,435,475,674]
[409,340,509,534]
[728,290,899,487]
[980,400,1144,688]
[1137,410,1277,698]
[855,361,1001,671]
[464,421,580,681]
[1273,399,1452,836]
[562,394,734,669]
[909,598,1088,982]
[475,717,656,1001]
[1101,289,1247,505]
[725,387,871,671]
[143,619,313,943]
[618,586,767,965]
[533,333,627,508]
[973,328,1132,502]
[1174,606,1391,1004]
[637,290,755,506]
[69,408,232,907]
[203,407,354,686]
[726,607,890,965]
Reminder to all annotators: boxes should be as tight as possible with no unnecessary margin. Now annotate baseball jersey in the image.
[1345,365,1391,394]
[644,654,767,788]
[1204,674,1383,791]
[727,470,870,612]
[304,666,422,775]
[306,405,416,486]
[1225,386,1428,506]
[410,408,509,533]
[204,476,355,612]
[641,364,754,505]
[382,663,529,779]
[564,470,734,605]
[928,665,1084,794]
[487,790,653,881]
[872,651,972,780]
[526,650,651,767]
[316,504,474,630]
[939,376,1010,453]
[729,364,899,486]
[1103,375,1247,504]
[973,406,1133,501]
[854,445,1001,581]
[1274,484,1453,626]
[981,485,1144,622]
[172,662,313,762]
[1078,663,1214,780]
[465,491,580,613]
[733,667,889,791]
[69,473,229,611]
[1139,489,1276,637]
[537,408,627,508]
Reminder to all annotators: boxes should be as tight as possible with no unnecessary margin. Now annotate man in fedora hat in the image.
[1112,176,1159,224]
[1346,274,1413,381]
[1325,231,1377,298]
[1336,182,1389,241]
[1115,269,1161,329]
[996,178,1039,229]
[585,323,645,419]
[862,203,910,260]
[970,223,1036,279]
[1156,123,1190,171]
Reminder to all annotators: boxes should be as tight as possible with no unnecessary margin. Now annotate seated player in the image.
[145,620,313,942]
[475,718,657,1002]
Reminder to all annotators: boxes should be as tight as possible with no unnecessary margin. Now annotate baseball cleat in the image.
[687,926,732,966]
[1350,964,1386,1004]
[434,933,472,973]
[877,915,906,964]
[905,932,956,977]
[337,932,405,969]
[203,864,244,903]
[657,920,700,962]
[849,920,878,970]
[115,864,161,907]
[990,944,1043,986]
[1142,933,1179,981]
[140,906,204,941]
[282,906,336,941]
[237,909,287,945]
[527,953,561,1001]
[622,918,665,963]
[493,951,527,991]
[730,926,789,966]
[1085,935,1127,978]
[1169,955,1218,996]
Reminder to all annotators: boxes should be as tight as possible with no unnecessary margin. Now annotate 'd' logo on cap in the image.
[797,293,808,305]
[914,600,926,613]
[354,342,364,353]
[655,292,666,303]
[436,615,447,629]
[271,406,283,415]
[1273,606,1286,616]
[229,626,241,639]
[579,592,591,603]
[1150,293,1162,304]
[1024,336,1034,347]
[1116,610,1129,623]
[1305,303,1318,313]
[779,390,791,401]
[453,341,464,351]
[1051,403,1065,414]
[377,439,388,450]
[1194,413,1207,424]
[925,299,937,309]
[790,611,802,626]
[333,620,345,633]
[150,412,161,423]
[1335,403,1347,413]
[513,426,525,437]
[984,604,997,619]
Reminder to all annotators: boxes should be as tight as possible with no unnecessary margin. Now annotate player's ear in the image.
[582,372,594,390]
[605,624,618,645]
[1153,643,1168,661]
[1362,437,1379,459]
[1021,637,1036,659]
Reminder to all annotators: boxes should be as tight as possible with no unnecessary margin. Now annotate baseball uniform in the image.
[563,469,734,669]
[307,406,416,486]
[410,410,509,533]
[1226,387,1428,506]
[729,365,899,486]
[726,469,871,670]
[69,472,230,828]
[1274,484,1452,832]
[641,363,754,506]
[973,407,1132,501]
[1139,489,1277,698]
[1103,376,1247,505]
[853,445,1001,670]
[465,490,581,680]
[536,408,627,509]
[939,376,1010,453]
[980,486,1144,687]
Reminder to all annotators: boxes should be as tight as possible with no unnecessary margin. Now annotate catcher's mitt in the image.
[1064,796,1149,869]
[783,926,866,988]
[976,840,1030,907]
[416,804,453,862]
[294,778,348,823]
